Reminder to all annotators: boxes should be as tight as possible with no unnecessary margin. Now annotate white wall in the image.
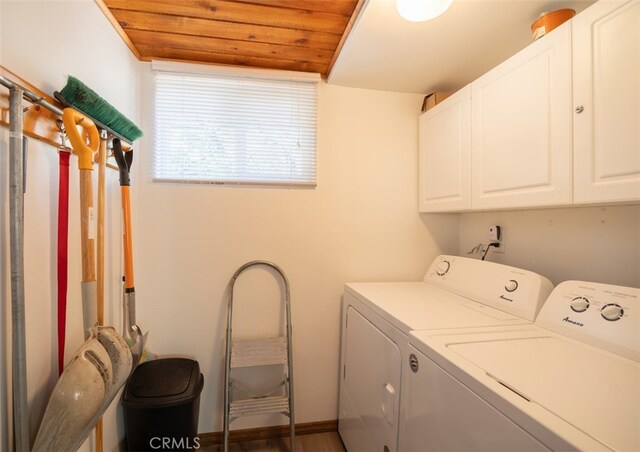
[137,64,458,433]
[0,1,139,450]
[460,205,640,287]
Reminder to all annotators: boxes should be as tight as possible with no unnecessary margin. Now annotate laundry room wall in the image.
[459,205,640,287]
[136,62,459,434]
[0,1,139,451]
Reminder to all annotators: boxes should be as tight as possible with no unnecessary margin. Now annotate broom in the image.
[56,75,143,142]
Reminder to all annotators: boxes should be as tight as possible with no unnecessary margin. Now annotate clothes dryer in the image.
[338,255,553,452]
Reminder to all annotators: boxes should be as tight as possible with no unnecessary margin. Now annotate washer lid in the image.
[449,335,640,451]
[345,282,525,333]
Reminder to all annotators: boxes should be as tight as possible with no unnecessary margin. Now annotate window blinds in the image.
[153,69,318,186]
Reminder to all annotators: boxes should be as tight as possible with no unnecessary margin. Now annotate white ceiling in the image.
[328,0,595,94]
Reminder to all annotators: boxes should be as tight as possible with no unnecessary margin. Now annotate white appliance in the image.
[338,255,553,452]
[407,281,640,451]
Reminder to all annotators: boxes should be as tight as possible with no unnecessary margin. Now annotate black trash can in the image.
[122,358,204,451]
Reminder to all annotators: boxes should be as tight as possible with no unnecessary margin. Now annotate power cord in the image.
[481,242,500,260]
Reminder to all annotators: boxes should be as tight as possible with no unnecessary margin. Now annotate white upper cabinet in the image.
[419,86,471,212]
[471,21,573,210]
[573,0,640,204]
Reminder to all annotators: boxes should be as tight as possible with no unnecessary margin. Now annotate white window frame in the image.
[151,61,320,187]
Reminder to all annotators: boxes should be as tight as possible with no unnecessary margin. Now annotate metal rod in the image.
[22,136,28,194]
[9,87,30,452]
[1,75,63,117]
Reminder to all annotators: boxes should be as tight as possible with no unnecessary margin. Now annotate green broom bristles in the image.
[59,76,143,142]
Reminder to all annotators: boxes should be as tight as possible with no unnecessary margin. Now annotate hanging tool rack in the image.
[0,69,136,452]
[1,71,64,127]
[0,67,133,163]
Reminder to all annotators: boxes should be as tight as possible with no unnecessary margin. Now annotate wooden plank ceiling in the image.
[99,0,363,77]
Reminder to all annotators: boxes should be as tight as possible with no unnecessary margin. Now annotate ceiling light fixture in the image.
[396,0,453,22]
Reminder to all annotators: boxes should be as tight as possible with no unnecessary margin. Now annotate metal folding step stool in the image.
[223,261,295,452]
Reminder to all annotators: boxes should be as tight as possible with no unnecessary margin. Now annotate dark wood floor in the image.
[199,431,346,451]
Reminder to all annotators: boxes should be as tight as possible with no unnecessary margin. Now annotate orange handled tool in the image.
[62,108,99,171]
[61,108,99,337]
[113,139,134,290]
[113,138,145,366]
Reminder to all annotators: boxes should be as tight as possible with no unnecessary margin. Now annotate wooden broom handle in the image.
[79,170,95,282]
[97,136,106,326]
[95,133,107,452]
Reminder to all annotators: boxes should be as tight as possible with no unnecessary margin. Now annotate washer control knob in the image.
[436,260,450,276]
[601,303,624,321]
[570,297,590,313]
[505,280,518,292]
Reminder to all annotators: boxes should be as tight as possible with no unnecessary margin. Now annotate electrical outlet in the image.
[489,225,504,253]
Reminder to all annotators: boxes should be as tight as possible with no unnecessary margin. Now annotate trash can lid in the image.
[123,358,204,407]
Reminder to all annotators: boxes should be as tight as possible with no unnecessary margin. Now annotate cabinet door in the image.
[419,86,471,212]
[471,22,573,210]
[573,0,640,204]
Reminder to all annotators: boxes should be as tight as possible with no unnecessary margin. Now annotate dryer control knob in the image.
[436,260,450,276]
[570,297,590,313]
[505,280,518,292]
[601,303,624,321]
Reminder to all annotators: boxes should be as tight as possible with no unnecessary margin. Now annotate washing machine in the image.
[338,255,554,452]
[407,280,640,451]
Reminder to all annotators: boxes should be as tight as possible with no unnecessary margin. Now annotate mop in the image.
[33,76,142,451]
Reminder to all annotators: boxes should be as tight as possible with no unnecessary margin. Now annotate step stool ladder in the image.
[223,261,295,452]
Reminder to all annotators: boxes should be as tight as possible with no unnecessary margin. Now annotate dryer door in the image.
[342,306,401,452]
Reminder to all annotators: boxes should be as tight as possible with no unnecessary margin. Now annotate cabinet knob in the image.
[575,105,584,114]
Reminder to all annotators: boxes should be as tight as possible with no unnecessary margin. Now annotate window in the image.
[153,62,318,186]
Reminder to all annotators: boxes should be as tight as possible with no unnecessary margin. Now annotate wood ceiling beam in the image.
[112,9,341,50]
[104,0,349,34]
[231,0,358,16]
[98,0,361,77]
[138,46,327,74]
[127,29,333,64]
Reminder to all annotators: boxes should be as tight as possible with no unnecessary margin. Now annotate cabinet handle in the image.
[575,105,584,114]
